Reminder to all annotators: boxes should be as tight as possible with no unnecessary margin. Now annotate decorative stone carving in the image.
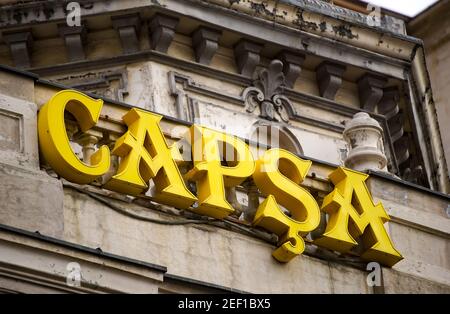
[149,13,179,53]
[316,61,346,100]
[357,73,387,111]
[58,24,86,62]
[277,51,305,88]
[243,59,293,123]
[192,26,222,65]
[3,30,33,69]
[112,13,141,54]
[234,40,263,77]
[343,112,387,172]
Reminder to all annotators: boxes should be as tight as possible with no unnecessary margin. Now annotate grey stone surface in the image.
[383,267,450,293]
[0,71,34,102]
[0,164,64,238]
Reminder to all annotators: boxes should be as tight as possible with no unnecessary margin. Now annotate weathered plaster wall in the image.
[60,184,449,293]
[62,187,372,294]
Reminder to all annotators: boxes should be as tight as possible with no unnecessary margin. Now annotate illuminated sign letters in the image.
[38,90,403,267]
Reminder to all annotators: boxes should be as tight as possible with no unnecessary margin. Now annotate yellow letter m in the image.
[104,108,196,209]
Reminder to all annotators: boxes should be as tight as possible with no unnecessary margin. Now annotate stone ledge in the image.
[383,267,450,293]
[0,224,166,293]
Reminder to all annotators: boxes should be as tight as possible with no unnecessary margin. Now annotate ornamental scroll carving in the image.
[243,60,293,123]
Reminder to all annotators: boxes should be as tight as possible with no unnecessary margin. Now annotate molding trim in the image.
[50,68,129,102]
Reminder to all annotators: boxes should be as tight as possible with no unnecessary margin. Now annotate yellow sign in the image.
[38,90,403,267]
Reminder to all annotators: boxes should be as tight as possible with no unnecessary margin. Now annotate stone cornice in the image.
[0,0,413,80]
[0,0,420,55]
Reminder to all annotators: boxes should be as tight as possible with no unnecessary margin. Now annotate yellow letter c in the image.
[38,90,110,184]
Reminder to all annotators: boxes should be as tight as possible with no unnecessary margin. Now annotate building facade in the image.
[0,0,449,293]
[407,0,450,181]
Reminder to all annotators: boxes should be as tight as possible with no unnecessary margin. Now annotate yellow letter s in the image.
[252,149,321,262]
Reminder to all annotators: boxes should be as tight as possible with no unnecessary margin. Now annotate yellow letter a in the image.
[104,108,197,209]
[314,167,403,267]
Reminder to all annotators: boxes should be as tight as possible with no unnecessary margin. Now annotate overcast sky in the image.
[362,0,439,17]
